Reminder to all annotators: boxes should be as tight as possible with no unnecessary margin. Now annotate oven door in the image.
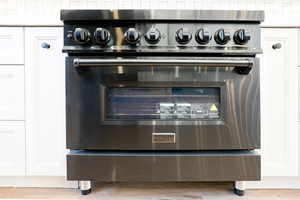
[66,56,260,150]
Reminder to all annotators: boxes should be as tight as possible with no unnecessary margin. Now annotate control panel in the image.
[63,23,261,54]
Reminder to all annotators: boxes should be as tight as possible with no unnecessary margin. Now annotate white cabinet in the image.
[0,121,25,176]
[0,27,25,176]
[25,28,66,176]
[0,28,24,64]
[260,28,299,176]
[0,65,24,120]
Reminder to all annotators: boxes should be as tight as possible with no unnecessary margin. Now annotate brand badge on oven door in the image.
[152,133,176,144]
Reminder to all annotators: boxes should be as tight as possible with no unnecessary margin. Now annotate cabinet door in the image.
[25,28,66,176]
[0,28,24,64]
[261,28,299,176]
[0,121,25,175]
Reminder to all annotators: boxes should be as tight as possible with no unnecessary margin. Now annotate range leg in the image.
[233,181,245,196]
[79,180,92,195]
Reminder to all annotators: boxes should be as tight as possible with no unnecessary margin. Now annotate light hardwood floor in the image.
[0,183,300,200]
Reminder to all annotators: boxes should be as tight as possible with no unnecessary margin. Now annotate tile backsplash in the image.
[0,0,299,25]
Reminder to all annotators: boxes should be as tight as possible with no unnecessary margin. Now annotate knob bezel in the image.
[144,28,161,45]
[124,28,141,45]
[175,28,192,45]
[214,29,231,45]
[195,29,211,45]
[73,28,91,44]
[233,29,251,45]
[94,28,111,46]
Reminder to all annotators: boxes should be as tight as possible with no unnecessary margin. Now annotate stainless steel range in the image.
[61,9,264,196]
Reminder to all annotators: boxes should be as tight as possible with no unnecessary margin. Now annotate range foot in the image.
[81,188,91,195]
[233,188,245,196]
[79,180,92,195]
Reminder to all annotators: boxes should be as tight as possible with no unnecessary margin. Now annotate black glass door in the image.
[106,87,221,120]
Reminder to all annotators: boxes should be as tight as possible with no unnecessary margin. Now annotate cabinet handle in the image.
[272,43,282,50]
[41,42,50,49]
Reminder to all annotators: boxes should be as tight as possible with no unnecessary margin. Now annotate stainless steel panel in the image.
[66,56,260,150]
[61,10,264,22]
[67,150,261,181]
[63,23,262,54]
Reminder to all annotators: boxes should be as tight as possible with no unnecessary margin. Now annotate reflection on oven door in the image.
[159,103,174,119]
[191,103,219,119]
[106,87,221,120]
[176,103,191,119]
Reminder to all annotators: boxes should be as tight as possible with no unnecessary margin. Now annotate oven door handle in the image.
[73,58,254,68]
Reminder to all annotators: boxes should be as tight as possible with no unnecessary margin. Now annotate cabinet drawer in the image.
[0,28,24,64]
[0,65,24,120]
[0,121,25,175]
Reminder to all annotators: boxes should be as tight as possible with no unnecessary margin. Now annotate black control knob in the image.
[175,28,192,45]
[195,29,211,44]
[144,27,161,45]
[73,28,90,44]
[214,29,230,45]
[234,29,251,45]
[94,28,111,45]
[124,28,141,45]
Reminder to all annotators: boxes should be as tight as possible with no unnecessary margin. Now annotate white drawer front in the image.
[0,65,24,120]
[0,28,24,64]
[0,121,25,176]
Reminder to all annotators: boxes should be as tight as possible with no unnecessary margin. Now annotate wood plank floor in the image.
[0,183,300,200]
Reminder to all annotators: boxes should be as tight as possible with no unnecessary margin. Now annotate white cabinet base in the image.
[0,176,77,188]
[247,177,300,189]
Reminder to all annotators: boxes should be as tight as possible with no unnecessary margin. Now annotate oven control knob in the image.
[214,29,231,45]
[73,28,91,44]
[94,28,111,45]
[175,28,192,45]
[124,28,141,45]
[234,29,251,45]
[195,29,211,44]
[144,27,161,44]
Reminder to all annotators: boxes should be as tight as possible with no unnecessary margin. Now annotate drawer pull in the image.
[41,42,50,49]
[272,43,282,49]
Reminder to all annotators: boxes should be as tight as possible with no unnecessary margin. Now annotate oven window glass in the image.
[106,87,221,120]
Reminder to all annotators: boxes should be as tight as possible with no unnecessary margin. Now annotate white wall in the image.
[0,0,300,26]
